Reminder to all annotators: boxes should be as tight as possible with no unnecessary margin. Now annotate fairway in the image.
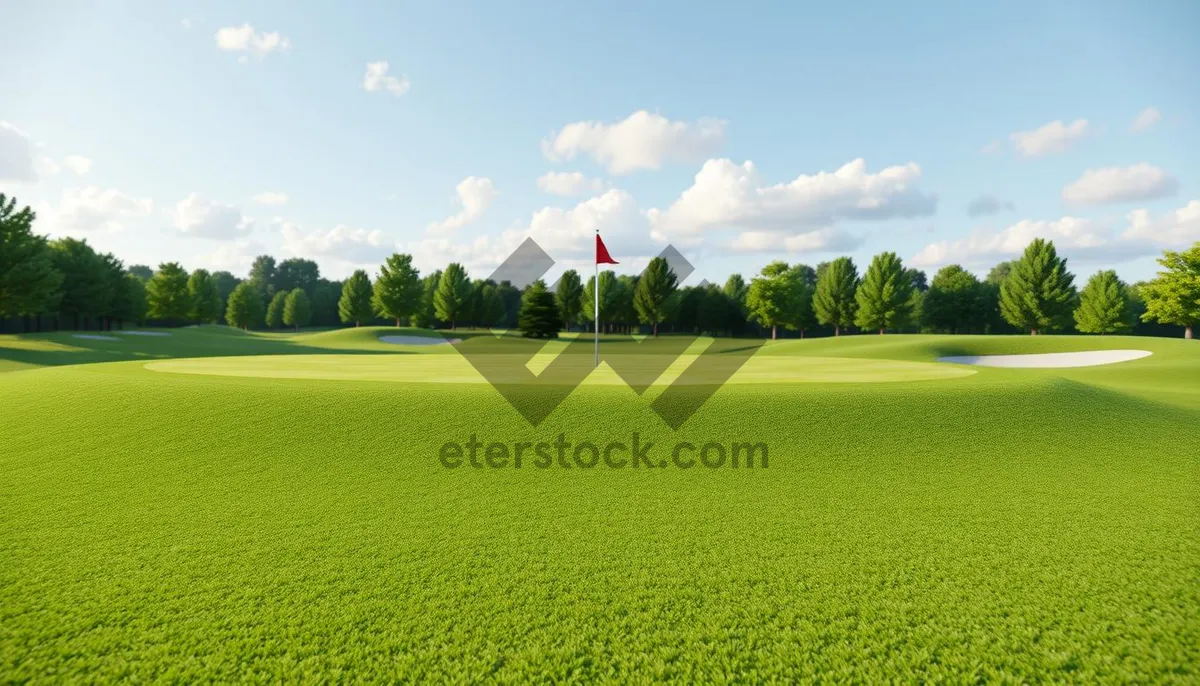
[2,328,1198,682]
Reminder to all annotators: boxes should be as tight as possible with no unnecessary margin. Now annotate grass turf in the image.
[1,329,1198,681]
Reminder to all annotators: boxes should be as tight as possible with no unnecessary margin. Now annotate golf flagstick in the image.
[594,230,619,369]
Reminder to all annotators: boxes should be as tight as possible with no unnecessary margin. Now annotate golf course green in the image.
[2,327,1197,681]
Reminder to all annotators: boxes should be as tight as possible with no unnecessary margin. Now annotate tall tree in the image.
[813,257,859,336]
[905,267,929,293]
[273,258,320,297]
[211,271,240,324]
[434,263,472,330]
[50,238,112,330]
[338,270,374,327]
[614,275,638,334]
[554,269,584,331]
[854,252,914,334]
[787,265,817,336]
[248,255,277,308]
[999,239,1077,335]
[922,265,986,333]
[413,270,442,328]
[477,284,507,328]
[1075,270,1134,335]
[746,261,799,340]
[0,194,62,320]
[127,264,154,281]
[265,290,288,329]
[146,262,191,323]
[372,253,423,326]
[581,270,619,332]
[517,279,562,338]
[187,269,223,324]
[633,257,678,337]
[97,252,129,329]
[225,282,264,330]
[283,288,312,331]
[1140,243,1200,339]
[112,273,147,326]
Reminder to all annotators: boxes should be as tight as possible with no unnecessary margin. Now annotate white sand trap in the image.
[939,349,1151,368]
[73,334,120,341]
[119,331,171,337]
[378,335,461,346]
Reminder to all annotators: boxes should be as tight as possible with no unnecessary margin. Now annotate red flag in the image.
[596,234,619,264]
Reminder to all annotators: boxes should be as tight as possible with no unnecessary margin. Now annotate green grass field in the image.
[2,327,1198,681]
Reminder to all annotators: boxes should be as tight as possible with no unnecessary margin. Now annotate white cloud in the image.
[729,227,861,255]
[536,171,608,197]
[40,187,153,234]
[1131,107,1161,133]
[1009,119,1089,157]
[171,193,254,238]
[1122,200,1200,246]
[194,239,265,275]
[1061,164,1177,206]
[966,195,1015,217]
[362,61,410,96]
[647,158,936,243]
[543,110,726,175]
[910,217,1109,268]
[63,155,92,175]
[0,121,36,182]
[214,24,290,59]
[425,176,498,234]
[253,191,288,206]
[278,219,395,265]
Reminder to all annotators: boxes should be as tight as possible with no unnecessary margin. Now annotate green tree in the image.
[112,273,147,326]
[477,284,506,328]
[0,194,62,319]
[854,252,914,334]
[283,288,312,331]
[146,262,191,322]
[581,270,619,332]
[187,269,223,323]
[1140,243,1200,339]
[372,253,423,326]
[922,265,987,333]
[813,257,859,336]
[1074,270,1134,335]
[248,255,276,296]
[273,258,320,297]
[746,261,801,339]
[999,239,1077,335]
[633,257,678,337]
[225,281,264,330]
[265,290,288,329]
[127,265,153,281]
[517,279,562,338]
[433,263,471,330]
[413,270,442,328]
[50,238,113,330]
[554,269,584,330]
[338,270,374,327]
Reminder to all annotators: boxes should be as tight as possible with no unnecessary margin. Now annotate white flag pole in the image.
[594,229,600,369]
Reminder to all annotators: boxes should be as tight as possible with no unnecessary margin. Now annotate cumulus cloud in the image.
[171,193,254,238]
[966,195,1015,217]
[362,61,410,96]
[1122,200,1200,246]
[647,158,936,244]
[63,155,92,175]
[1131,107,1161,133]
[40,187,153,234]
[543,110,726,175]
[254,191,288,206]
[1061,164,1177,206]
[0,121,36,182]
[214,24,290,60]
[278,219,396,265]
[728,227,862,255]
[536,171,608,197]
[194,239,266,274]
[1010,119,1089,157]
[426,176,498,234]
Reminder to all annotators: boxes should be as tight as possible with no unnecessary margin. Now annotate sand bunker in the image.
[120,331,171,337]
[378,335,461,346]
[938,350,1151,368]
[73,334,120,341]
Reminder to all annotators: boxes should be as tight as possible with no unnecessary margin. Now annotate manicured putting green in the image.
[144,353,975,385]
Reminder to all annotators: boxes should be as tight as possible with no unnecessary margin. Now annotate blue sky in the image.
[2,0,1198,286]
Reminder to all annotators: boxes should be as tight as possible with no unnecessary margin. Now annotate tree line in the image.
[2,193,1197,338]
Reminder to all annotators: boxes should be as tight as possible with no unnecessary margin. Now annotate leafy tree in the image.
[633,257,678,336]
[517,279,562,338]
[187,269,223,323]
[225,282,264,330]
[98,252,130,328]
[746,261,799,339]
[372,253,423,326]
[265,290,288,329]
[146,262,191,322]
[813,257,859,336]
[50,238,112,329]
[283,288,312,331]
[723,274,749,335]
[248,255,276,297]
[1140,243,1200,339]
[127,264,154,281]
[554,269,584,330]
[613,275,638,334]
[922,265,987,333]
[274,258,320,297]
[905,267,929,293]
[999,239,1077,335]
[697,284,734,335]
[311,279,341,327]
[1074,270,1134,335]
[854,252,914,334]
[0,194,62,318]
[338,270,374,327]
[477,284,506,328]
[434,263,471,330]
[413,270,442,328]
[112,273,147,325]
[787,265,817,336]
[581,270,619,332]
[496,281,522,329]
[211,271,240,324]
